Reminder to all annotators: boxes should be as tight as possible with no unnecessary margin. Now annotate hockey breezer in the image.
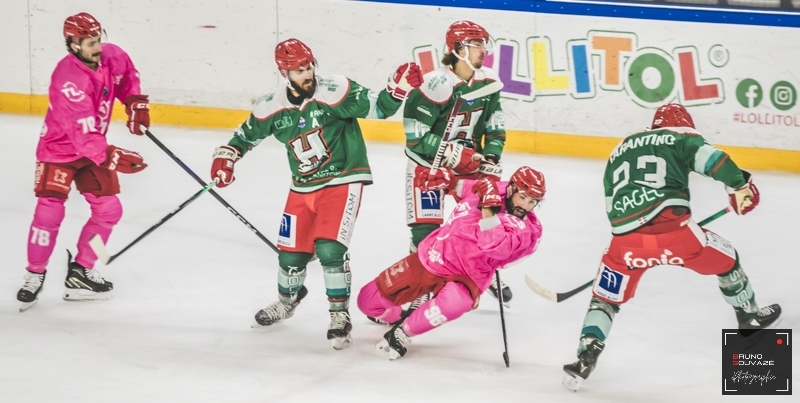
[525,206,733,303]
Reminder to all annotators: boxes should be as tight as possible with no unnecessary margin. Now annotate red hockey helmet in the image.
[63,12,102,40]
[445,20,490,53]
[651,103,695,129]
[509,166,546,200]
[275,38,316,72]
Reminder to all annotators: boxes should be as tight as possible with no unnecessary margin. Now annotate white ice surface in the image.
[0,114,796,402]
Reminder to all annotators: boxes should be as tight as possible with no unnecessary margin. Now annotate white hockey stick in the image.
[429,80,504,173]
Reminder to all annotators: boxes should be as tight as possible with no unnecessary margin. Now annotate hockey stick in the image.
[496,270,510,367]
[144,128,279,253]
[525,206,733,303]
[89,180,218,265]
[430,81,504,173]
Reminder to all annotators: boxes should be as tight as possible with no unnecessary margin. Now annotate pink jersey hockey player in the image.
[17,12,150,311]
[357,166,545,360]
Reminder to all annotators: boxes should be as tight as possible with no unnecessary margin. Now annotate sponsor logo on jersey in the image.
[256,93,275,104]
[298,117,306,128]
[317,78,339,92]
[612,186,666,214]
[277,212,297,248]
[61,82,86,103]
[274,116,292,130]
[419,190,442,217]
[113,75,123,85]
[622,248,685,269]
[426,75,447,91]
[337,186,360,246]
[593,265,628,303]
[706,231,737,259]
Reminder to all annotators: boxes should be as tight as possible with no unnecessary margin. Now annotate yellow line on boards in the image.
[1,92,798,173]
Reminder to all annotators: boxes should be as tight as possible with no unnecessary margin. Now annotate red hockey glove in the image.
[442,142,481,174]
[726,170,760,215]
[387,62,423,101]
[414,166,456,192]
[211,145,240,188]
[124,94,150,135]
[471,178,502,210]
[100,145,147,174]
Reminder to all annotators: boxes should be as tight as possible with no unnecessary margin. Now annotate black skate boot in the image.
[736,304,782,330]
[18,271,46,312]
[63,252,113,301]
[563,338,605,392]
[328,310,353,350]
[376,322,412,360]
[252,286,308,327]
[488,276,512,307]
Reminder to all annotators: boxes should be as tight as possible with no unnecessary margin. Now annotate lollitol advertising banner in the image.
[2,0,799,157]
[397,10,800,150]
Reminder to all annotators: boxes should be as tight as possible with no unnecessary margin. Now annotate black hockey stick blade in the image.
[525,275,593,303]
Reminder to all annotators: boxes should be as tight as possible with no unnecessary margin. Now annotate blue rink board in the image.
[357,0,800,28]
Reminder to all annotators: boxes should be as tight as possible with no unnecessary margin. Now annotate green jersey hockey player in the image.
[403,20,510,304]
[210,38,422,350]
[563,104,781,392]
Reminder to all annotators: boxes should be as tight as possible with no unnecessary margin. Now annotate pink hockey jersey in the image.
[37,43,141,165]
[417,180,543,292]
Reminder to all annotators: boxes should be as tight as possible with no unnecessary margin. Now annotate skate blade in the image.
[63,289,113,301]
[330,334,353,350]
[251,320,278,328]
[375,340,402,361]
[562,373,583,392]
[764,316,783,330]
[19,299,39,312]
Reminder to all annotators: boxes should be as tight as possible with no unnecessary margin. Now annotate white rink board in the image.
[1,0,799,150]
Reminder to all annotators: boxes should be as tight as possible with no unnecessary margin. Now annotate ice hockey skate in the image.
[17,271,46,312]
[563,338,605,392]
[63,253,113,301]
[327,310,353,350]
[488,275,512,308]
[376,322,412,360]
[367,292,431,325]
[252,286,308,328]
[736,303,782,330]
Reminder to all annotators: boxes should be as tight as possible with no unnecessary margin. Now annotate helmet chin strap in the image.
[453,44,478,72]
[281,71,296,91]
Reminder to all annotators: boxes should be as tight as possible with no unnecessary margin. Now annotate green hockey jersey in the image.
[604,127,748,234]
[227,75,401,193]
[403,66,505,166]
